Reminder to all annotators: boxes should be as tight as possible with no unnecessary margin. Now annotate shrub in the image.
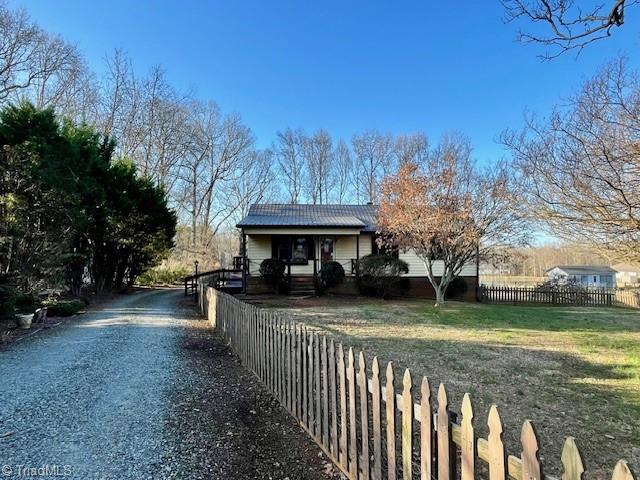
[319,261,345,288]
[357,254,409,299]
[137,266,190,286]
[445,276,468,299]
[43,299,86,317]
[14,293,38,314]
[259,258,286,293]
[0,285,16,321]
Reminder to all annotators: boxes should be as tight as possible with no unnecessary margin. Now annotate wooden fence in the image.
[479,285,618,306]
[615,290,640,309]
[197,285,636,480]
[479,276,547,287]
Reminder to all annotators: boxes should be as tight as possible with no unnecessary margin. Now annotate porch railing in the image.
[184,268,242,296]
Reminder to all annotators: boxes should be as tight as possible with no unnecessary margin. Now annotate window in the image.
[271,235,314,264]
[320,237,334,263]
[600,275,613,287]
[292,238,308,264]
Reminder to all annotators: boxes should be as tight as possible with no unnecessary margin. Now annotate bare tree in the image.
[302,129,334,204]
[394,132,429,166]
[334,139,353,204]
[275,128,305,204]
[200,112,254,245]
[229,148,275,251]
[48,63,100,124]
[352,130,394,204]
[501,0,638,57]
[502,57,640,262]
[378,134,528,305]
[176,100,219,246]
[0,3,89,106]
[98,49,140,151]
[136,66,191,190]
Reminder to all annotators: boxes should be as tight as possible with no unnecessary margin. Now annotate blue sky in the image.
[12,1,640,163]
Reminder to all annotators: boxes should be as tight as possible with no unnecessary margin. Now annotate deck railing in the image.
[184,268,242,296]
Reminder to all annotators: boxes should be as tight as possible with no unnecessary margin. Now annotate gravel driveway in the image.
[0,288,339,479]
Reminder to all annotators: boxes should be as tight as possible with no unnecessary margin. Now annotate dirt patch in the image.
[164,299,343,479]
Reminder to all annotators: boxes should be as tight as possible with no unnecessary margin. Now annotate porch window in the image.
[271,235,315,265]
[292,237,308,263]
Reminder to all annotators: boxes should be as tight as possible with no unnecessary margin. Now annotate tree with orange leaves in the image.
[378,134,527,306]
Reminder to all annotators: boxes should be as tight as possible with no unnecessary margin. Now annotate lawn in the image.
[246,295,640,478]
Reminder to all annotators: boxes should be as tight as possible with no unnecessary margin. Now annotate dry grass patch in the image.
[250,296,640,478]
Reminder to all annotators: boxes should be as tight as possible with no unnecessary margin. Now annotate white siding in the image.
[247,235,271,275]
[246,232,372,276]
[360,233,373,256]
[328,233,369,274]
[244,227,362,235]
[398,250,477,277]
[333,235,355,273]
[246,233,477,279]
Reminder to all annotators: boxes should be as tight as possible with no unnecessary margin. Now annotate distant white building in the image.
[612,263,640,288]
[546,265,617,289]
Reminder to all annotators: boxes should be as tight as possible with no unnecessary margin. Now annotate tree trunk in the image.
[434,284,445,307]
[421,258,447,307]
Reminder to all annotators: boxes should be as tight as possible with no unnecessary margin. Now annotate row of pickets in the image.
[199,285,636,480]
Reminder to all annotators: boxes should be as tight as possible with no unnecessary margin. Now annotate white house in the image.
[546,265,617,289]
[612,263,640,288]
[236,203,479,299]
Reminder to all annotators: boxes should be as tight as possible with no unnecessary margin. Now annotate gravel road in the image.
[0,288,339,479]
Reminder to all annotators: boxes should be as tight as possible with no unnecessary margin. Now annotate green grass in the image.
[264,297,640,477]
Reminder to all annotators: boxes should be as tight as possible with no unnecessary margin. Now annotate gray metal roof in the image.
[237,204,378,231]
[548,265,617,275]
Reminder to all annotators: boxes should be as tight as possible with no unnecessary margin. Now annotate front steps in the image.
[288,276,316,296]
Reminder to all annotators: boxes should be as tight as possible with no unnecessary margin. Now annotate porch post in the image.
[314,235,318,276]
[355,233,360,278]
[241,229,247,293]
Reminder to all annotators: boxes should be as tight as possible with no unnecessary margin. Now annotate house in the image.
[236,203,478,299]
[612,263,640,288]
[546,265,617,288]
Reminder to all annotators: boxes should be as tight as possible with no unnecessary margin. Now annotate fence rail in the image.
[479,285,620,306]
[184,268,242,296]
[197,284,635,480]
[615,290,640,309]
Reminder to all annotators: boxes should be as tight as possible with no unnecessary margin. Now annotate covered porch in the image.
[235,203,379,295]
[241,229,374,279]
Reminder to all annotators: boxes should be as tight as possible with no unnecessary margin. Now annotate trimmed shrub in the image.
[259,258,286,293]
[43,299,86,317]
[357,254,409,299]
[445,276,468,299]
[14,293,38,314]
[319,261,345,288]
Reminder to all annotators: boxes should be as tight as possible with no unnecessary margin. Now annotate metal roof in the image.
[547,265,617,275]
[237,204,378,231]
